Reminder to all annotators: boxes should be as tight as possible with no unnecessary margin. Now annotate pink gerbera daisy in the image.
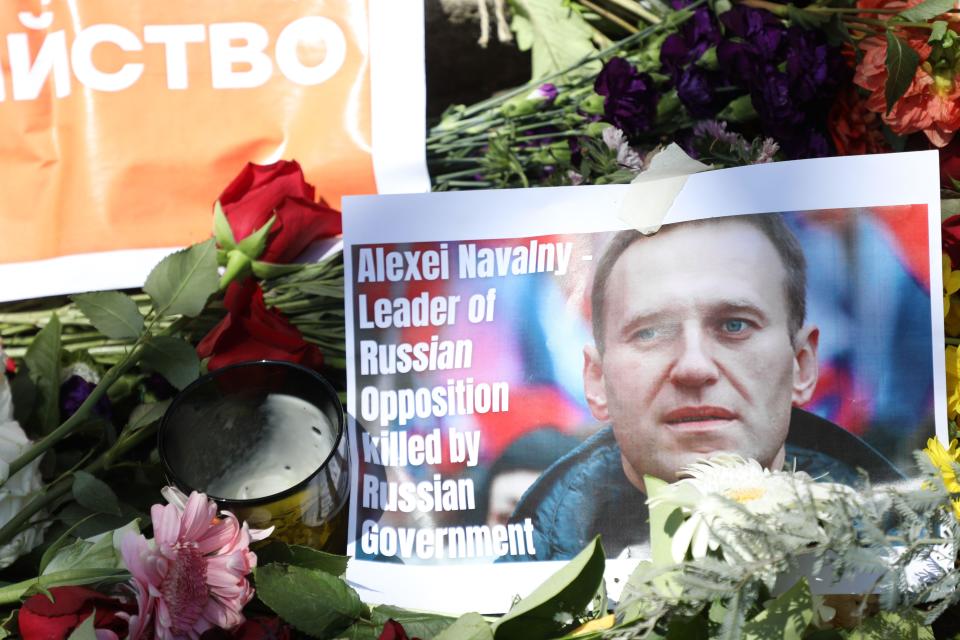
[121,488,272,639]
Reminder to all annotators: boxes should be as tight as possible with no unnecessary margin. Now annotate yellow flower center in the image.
[724,487,766,503]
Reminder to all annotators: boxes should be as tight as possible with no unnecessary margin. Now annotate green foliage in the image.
[742,580,813,640]
[212,201,236,250]
[66,612,98,640]
[786,5,830,30]
[255,564,365,638]
[492,536,605,639]
[125,400,171,432]
[143,239,219,318]
[899,0,955,22]
[846,611,935,639]
[24,314,61,434]
[929,20,949,43]
[139,336,199,390]
[256,541,349,576]
[435,613,493,640]
[72,471,122,517]
[72,292,144,340]
[510,0,596,79]
[883,31,920,114]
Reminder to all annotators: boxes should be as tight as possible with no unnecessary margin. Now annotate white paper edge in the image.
[369,0,431,195]
[342,150,946,614]
[0,248,180,303]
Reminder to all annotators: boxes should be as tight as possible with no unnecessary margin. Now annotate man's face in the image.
[583,220,819,489]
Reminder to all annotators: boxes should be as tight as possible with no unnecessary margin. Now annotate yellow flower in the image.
[943,254,960,318]
[568,614,616,636]
[947,303,960,338]
[924,436,960,493]
[947,347,960,421]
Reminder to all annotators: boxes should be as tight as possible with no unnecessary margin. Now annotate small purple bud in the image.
[60,375,112,420]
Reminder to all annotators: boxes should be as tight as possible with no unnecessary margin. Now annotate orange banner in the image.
[0,0,426,295]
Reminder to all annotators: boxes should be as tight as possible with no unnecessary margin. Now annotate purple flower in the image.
[750,66,804,128]
[594,57,659,139]
[533,83,558,103]
[660,8,721,74]
[683,8,722,58]
[720,5,784,61]
[784,27,848,104]
[777,129,831,159]
[60,375,111,420]
[676,67,727,118]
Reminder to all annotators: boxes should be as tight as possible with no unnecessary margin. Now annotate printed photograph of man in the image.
[510,213,907,561]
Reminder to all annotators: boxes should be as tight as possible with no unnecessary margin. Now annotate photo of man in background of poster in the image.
[510,212,908,561]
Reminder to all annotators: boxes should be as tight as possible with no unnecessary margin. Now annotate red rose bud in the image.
[196,279,324,372]
[18,586,135,640]
[217,160,341,265]
[378,619,422,640]
[4,356,14,374]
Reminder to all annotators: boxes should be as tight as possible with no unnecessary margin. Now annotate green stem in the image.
[580,0,641,33]
[0,569,130,605]
[602,0,663,24]
[2,344,145,484]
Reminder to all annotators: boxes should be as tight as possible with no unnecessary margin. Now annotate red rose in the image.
[378,619,422,640]
[196,279,324,371]
[219,160,342,264]
[18,586,135,640]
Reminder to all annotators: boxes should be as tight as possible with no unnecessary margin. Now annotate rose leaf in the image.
[139,337,199,391]
[144,239,219,319]
[72,291,144,340]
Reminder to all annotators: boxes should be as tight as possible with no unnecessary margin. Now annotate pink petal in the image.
[180,492,217,542]
[195,519,239,555]
[152,504,180,548]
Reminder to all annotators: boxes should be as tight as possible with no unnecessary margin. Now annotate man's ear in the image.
[583,344,610,421]
[791,325,820,406]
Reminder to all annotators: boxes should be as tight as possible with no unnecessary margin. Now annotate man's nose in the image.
[669,328,719,387]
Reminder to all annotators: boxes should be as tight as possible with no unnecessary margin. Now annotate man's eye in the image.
[721,319,749,334]
[635,327,658,341]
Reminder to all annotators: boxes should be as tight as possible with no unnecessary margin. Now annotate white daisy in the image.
[647,455,836,565]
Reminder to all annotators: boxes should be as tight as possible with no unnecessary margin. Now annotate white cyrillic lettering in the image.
[143,24,205,90]
[209,22,272,89]
[8,30,70,100]
[274,16,346,86]
[71,24,143,92]
[17,11,53,31]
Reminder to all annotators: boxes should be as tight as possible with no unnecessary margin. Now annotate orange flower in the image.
[829,86,891,155]
[854,34,960,147]
[853,0,960,147]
